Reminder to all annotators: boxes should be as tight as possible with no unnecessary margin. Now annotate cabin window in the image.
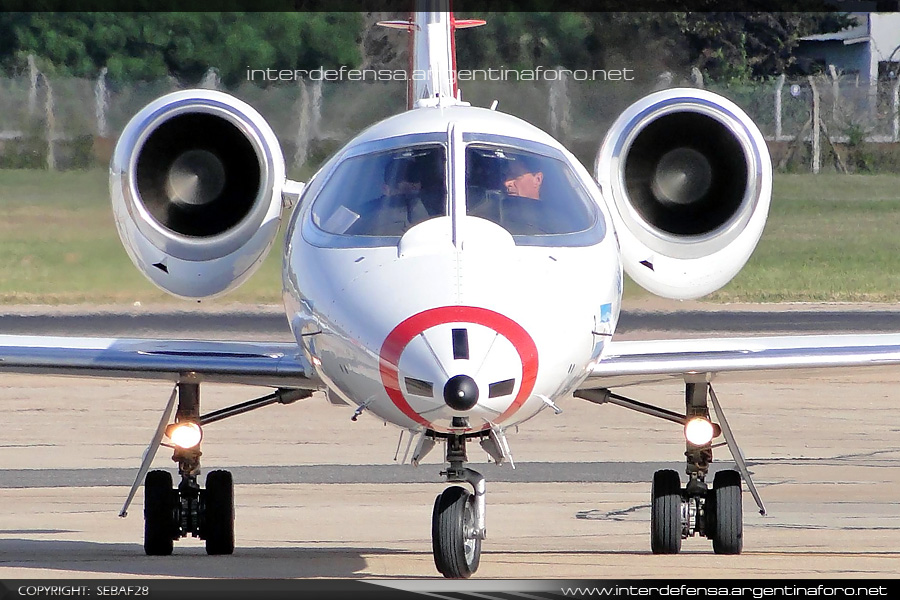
[312,145,448,238]
[465,145,599,242]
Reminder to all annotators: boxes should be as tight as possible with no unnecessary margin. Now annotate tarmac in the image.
[1,305,899,579]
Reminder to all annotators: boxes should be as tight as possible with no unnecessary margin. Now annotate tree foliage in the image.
[0,12,362,85]
[456,12,853,83]
[0,11,851,85]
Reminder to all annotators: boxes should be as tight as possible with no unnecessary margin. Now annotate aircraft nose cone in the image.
[443,374,479,411]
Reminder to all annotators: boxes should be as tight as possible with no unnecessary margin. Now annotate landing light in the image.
[684,417,715,446]
[166,422,203,449]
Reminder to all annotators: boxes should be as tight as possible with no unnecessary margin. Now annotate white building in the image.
[797,12,900,81]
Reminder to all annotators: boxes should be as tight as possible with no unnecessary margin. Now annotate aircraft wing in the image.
[584,333,900,389]
[0,334,318,388]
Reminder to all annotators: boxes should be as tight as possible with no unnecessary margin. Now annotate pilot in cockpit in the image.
[502,156,544,200]
[468,151,571,236]
[347,156,430,237]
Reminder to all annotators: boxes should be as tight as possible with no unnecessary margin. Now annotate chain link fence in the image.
[2,69,899,173]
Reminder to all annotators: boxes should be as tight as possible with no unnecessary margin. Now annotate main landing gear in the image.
[576,381,766,555]
[118,381,312,555]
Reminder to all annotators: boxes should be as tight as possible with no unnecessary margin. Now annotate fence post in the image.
[691,67,704,88]
[292,79,323,172]
[309,78,322,140]
[774,74,785,140]
[27,55,38,116]
[549,67,570,142]
[292,81,309,171]
[809,75,820,174]
[42,73,56,171]
[200,68,220,90]
[828,64,840,124]
[95,66,110,138]
[893,77,900,142]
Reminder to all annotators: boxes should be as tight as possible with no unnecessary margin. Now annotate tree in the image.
[675,12,852,81]
[456,11,852,84]
[0,11,851,85]
[0,12,363,85]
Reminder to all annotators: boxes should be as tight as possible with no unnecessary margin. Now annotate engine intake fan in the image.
[595,89,772,300]
[111,90,286,299]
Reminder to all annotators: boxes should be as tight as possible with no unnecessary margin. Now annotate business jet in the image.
[3,8,900,579]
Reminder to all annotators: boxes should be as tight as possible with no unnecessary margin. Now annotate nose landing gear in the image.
[431,418,486,578]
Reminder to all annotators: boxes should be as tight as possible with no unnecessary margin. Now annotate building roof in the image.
[799,24,869,45]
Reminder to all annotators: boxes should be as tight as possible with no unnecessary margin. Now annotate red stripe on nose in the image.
[379,306,539,430]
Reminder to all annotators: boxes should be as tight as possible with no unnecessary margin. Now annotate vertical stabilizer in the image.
[378,1,485,109]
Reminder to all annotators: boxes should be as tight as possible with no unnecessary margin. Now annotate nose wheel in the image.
[431,421,487,578]
[432,485,481,578]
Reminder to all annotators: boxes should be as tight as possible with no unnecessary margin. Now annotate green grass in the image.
[0,169,283,305]
[708,174,900,303]
[2,170,900,305]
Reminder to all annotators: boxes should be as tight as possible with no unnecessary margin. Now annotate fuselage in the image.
[283,103,623,434]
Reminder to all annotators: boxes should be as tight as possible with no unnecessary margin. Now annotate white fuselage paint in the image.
[283,105,622,435]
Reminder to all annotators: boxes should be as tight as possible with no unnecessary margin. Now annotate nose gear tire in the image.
[432,485,481,578]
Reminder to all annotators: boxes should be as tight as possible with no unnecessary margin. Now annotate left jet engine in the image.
[110,90,285,298]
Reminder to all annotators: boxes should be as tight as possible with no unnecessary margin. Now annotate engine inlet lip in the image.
[610,97,764,261]
[112,92,283,263]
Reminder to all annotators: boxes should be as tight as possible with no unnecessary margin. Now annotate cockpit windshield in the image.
[466,145,597,238]
[312,145,447,237]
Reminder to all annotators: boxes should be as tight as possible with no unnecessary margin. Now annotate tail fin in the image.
[378,1,485,109]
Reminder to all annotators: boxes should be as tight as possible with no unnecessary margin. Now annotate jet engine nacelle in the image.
[595,88,772,300]
[110,90,285,299]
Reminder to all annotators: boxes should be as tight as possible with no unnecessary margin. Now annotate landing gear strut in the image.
[139,383,234,555]
[119,381,312,555]
[432,418,486,579]
[577,381,764,555]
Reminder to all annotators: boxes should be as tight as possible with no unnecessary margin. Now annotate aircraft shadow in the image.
[0,539,417,578]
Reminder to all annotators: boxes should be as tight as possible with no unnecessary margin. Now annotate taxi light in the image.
[684,417,715,446]
[167,422,203,449]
